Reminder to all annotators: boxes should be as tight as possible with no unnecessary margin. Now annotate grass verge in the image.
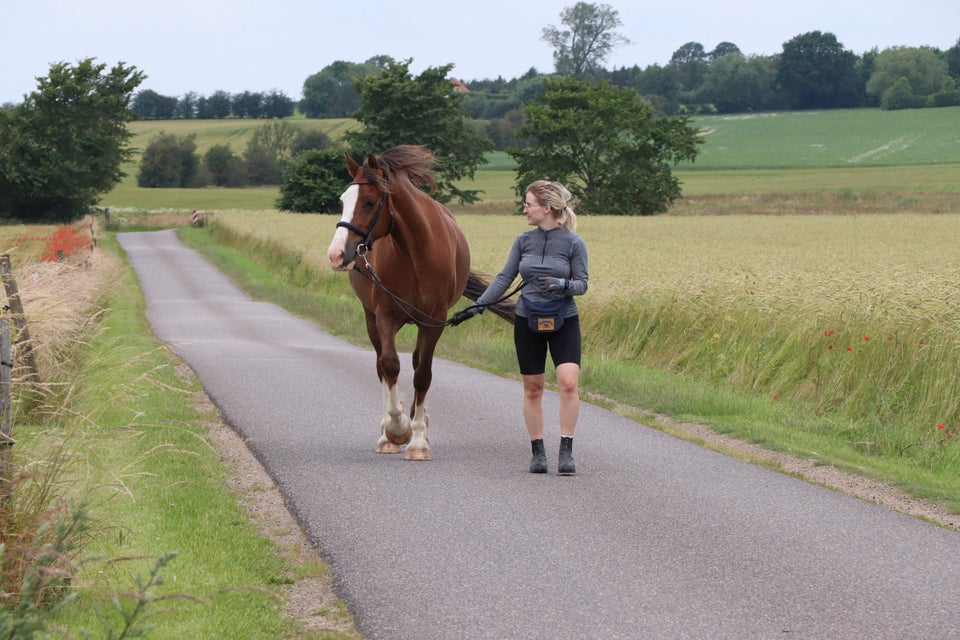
[8,232,357,638]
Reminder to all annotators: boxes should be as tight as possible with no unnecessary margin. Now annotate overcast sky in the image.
[2,0,955,104]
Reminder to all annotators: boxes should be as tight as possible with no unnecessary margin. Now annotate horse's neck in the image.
[391,180,445,238]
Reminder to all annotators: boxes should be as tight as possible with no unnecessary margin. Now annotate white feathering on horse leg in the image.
[377,380,411,451]
[404,403,431,461]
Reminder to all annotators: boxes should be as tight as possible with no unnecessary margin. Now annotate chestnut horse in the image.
[326,145,513,460]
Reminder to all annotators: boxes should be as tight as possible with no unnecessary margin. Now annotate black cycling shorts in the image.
[514,315,581,375]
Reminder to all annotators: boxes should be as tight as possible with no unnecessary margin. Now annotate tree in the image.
[203,144,245,186]
[137,132,199,187]
[634,63,684,112]
[131,89,178,119]
[0,58,143,221]
[301,59,375,118]
[947,38,960,79]
[345,58,492,204]
[263,90,295,118]
[709,42,742,61]
[509,77,702,215]
[197,90,232,119]
[232,91,264,118]
[777,31,862,109]
[698,53,780,113]
[250,120,300,166]
[866,46,948,102]
[670,41,710,95]
[542,2,630,78]
[176,91,199,119]
[243,144,280,185]
[277,149,351,213]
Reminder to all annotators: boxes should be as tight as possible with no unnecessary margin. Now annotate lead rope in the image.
[353,248,526,328]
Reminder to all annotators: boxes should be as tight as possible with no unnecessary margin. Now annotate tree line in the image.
[131,88,296,120]
[138,55,702,217]
[127,30,960,154]
[129,30,960,124]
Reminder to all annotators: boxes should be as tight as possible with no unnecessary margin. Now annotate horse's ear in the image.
[345,152,360,176]
[366,153,379,172]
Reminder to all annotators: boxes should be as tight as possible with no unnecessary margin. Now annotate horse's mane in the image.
[362,145,438,194]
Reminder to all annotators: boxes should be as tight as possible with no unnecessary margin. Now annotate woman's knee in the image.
[556,364,580,395]
[522,375,545,400]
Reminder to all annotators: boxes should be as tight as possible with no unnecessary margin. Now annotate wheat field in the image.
[206,209,960,474]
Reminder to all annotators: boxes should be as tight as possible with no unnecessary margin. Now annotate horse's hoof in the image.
[376,441,401,454]
[385,426,413,445]
[404,447,431,461]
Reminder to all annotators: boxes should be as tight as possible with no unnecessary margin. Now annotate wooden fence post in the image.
[1,254,39,385]
[0,315,14,502]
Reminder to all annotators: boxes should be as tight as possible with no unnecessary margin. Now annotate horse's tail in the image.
[465,270,516,324]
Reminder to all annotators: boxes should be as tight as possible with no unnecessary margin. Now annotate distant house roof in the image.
[449,77,469,93]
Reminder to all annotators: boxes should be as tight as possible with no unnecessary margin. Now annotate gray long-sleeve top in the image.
[475,226,589,318]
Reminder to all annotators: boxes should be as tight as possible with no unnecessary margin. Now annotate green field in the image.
[689,107,960,168]
[126,117,357,158]
[105,107,960,211]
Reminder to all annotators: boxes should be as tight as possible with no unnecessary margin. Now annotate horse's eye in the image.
[363,197,377,208]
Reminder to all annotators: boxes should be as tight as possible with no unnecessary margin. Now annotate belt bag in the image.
[524,296,572,333]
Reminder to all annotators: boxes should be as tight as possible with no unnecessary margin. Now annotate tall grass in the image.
[0,224,358,637]
[199,209,960,510]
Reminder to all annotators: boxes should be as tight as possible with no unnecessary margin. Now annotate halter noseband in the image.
[336,178,394,252]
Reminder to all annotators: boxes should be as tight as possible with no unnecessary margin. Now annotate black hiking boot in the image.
[558,437,576,475]
[530,438,548,474]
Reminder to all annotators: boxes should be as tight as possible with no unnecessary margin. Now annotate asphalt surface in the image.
[118,229,960,640]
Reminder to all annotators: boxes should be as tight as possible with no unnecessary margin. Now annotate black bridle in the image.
[336,179,394,252]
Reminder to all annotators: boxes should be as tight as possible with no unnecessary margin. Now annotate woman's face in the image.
[523,191,553,228]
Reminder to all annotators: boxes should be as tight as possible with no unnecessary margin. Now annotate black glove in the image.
[449,306,481,326]
[539,277,569,293]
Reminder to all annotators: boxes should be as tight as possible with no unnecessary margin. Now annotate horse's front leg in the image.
[371,317,411,454]
[404,326,444,461]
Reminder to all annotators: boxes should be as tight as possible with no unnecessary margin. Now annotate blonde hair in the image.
[526,180,578,231]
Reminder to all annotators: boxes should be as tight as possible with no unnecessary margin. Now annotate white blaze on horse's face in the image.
[327,183,359,270]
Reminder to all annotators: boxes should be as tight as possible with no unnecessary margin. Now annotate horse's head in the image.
[326,152,392,271]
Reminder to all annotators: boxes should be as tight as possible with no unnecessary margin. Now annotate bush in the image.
[927,89,960,107]
[137,132,199,187]
[880,77,925,110]
[203,144,246,187]
[243,145,281,185]
[276,149,350,213]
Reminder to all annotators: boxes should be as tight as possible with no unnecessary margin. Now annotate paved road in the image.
[118,230,960,640]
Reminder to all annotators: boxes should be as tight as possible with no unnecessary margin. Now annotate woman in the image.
[452,181,588,475]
